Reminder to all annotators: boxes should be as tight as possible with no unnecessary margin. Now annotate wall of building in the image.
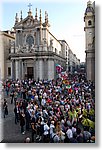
[47,31,62,55]
[0,31,4,80]
[1,31,15,80]
[84,1,95,81]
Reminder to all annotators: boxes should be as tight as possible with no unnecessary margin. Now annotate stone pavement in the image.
[0,95,32,143]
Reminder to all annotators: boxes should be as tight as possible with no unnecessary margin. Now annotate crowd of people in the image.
[3,73,95,143]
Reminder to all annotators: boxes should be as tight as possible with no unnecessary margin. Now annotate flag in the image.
[56,64,63,73]
[61,72,68,80]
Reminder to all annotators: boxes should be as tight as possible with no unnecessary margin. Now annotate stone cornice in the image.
[85,49,95,53]
[84,26,95,31]
[9,51,66,62]
[1,32,15,39]
[48,31,61,45]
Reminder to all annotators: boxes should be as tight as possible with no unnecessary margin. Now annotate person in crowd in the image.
[19,111,25,134]
[43,120,50,143]
[3,99,8,118]
[3,73,95,143]
[31,122,36,142]
[10,91,14,104]
[14,102,20,124]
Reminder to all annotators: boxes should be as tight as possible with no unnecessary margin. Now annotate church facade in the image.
[0,6,80,81]
[9,8,69,81]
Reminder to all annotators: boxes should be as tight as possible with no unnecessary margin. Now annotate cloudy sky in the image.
[0,0,96,62]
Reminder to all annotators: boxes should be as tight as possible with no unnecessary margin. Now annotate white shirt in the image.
[50,124,55,135]
[72,127,76,134]
[43,92,47,98]
[66,129,73,139]
[35,95,38,100]
[41,98,46,106]
[44,124,49,135]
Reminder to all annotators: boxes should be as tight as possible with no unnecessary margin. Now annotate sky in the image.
[0,0,95,62]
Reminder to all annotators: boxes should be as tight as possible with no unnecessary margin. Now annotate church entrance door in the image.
[27,67,33,79]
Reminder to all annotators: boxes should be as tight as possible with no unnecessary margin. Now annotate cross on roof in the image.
[28,3,32,11]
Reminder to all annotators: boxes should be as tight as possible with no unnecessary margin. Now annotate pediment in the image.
[23,17,34,27]
[14,16,35,29]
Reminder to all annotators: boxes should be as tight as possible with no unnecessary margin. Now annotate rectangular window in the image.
[66,51,67,56]
[8,67,11,76]
[9,39,11,53]
[66,46,67,50]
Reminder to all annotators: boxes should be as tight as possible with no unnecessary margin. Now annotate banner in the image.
[56,64,63,73]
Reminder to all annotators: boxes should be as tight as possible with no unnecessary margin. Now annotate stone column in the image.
[11,59,15,79]
[23,60,27,79]
[22,60,24,79]
[15,60,19,80]
[39,27,42,44]
[37,29,39,47]
[33,59,36,80]
[70,61,73,73]
[35,59,45,81]
[35,59,39,81]
[43,58,48,80]
[19,60,21,79]
[48,59,54,80]
[39,59,43,80]
[39,27,43,51]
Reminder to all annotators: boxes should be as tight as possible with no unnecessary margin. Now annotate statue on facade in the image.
[50,39,53,47]
[16,45,25,53]
[21,44,26,53]
[49,39,53,51]
[43,38,47,44]
[15,47,18,53]
[10,41,15,48]
[26,44,30,52]
[88,43,92,49]
[16,45,21,53]
[43,38,48,51]
[30,44,35,52]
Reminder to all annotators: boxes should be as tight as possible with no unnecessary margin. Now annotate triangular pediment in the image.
[14,16,35,29]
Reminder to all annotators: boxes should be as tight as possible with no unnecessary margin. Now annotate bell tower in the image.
[84,1,95,82]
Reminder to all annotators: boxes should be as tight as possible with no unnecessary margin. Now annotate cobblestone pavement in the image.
[0,94,32,143]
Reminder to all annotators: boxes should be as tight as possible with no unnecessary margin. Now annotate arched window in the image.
[88,20,92,26]
[26,35,34,47]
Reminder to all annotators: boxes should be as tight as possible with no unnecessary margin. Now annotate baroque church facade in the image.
[9,7,69,81]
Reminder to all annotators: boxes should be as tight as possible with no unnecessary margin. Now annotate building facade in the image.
[84,1,95,81]
[9,8,69,81]
[1,7,80,81]
[0,31,15,80]
[68,49,80,73]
